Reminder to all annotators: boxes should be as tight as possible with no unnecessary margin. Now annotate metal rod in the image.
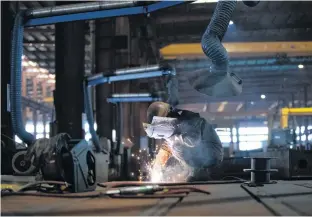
[111,93,151,98]
[24,1,186,27]
[87,67,174,87]
[25,1,137,18]
[87,64,161,82]
[107,97,162,103]
[115,65,161,75]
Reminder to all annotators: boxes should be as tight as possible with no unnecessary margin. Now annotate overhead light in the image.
[261,94,266,99]
[250,101,254,105]
[229,20,234,25]
[298,64,304,69]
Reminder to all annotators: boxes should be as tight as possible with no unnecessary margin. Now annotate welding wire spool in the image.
[12,150,36,175]
[243,157,278,186]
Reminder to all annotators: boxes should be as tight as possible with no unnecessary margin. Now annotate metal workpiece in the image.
[25,1,137,18]
[244,157,278,185]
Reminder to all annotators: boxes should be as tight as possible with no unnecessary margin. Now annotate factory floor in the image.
[1,176,312,216]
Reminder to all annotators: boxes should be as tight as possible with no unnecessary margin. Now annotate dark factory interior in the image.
[1,0,312,215]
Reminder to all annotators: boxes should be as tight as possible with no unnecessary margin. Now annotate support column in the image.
[1,1,15,174]
[55,3,85,139]
[304,85,309,147]
[95,19,116,141]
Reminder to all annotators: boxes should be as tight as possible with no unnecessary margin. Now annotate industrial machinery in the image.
[249,149,312,180]
[8,1,183,192]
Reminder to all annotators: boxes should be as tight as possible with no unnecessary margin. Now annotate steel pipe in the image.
[107,97,162,103]
[87,65,175,87]
[115,65,161,75]
[111,93,151,97]
[25,1,137,18]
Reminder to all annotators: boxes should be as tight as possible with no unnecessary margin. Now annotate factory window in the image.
[297,135,307,141]
[239,127,268,135]
[238,127,268,151]
[46,86,52,97]
[239,141,262,151]
[26,78,33,94]
[36,123,44,133]
[25,122,35,133]
[36,134,44,139]
[219,135,231,143]
[215,128,231,146]
[295,126,306,134]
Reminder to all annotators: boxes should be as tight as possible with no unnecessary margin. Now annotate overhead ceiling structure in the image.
[17,1,312,119]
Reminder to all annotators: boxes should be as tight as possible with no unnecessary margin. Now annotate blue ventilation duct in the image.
[10,12,35,145]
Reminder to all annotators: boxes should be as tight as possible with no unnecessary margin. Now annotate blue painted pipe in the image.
[24,1,186,27]
[83,82,102,153]
[107,97,162,103]
[87,69,173,87]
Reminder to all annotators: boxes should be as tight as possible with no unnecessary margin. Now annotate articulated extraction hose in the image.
[83,82,102,153]
[188,0,242,97]
[10,12,35,145]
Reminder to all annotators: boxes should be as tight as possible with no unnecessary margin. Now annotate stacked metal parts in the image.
[244,157,278,186]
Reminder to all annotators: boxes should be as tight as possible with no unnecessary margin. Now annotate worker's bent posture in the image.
[143,102,223,182]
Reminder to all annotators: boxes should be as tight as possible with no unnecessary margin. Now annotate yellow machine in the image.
[280,107,312,128]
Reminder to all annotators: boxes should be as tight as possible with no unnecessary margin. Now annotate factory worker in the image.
[143,102,223,182]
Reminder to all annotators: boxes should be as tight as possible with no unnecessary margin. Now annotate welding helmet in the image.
[143,102,174,139]
[146,102,170,124]
[143,101,170,132]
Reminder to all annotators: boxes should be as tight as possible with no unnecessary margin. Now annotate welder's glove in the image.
[150,145,172,182]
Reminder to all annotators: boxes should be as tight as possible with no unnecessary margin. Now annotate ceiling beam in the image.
[158,28,312,45]
[160,42,312,59]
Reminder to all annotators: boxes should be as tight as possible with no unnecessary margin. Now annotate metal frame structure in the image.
[280,107,312,129]
[24,1,185,27]
[11,1,185,149]
[84,64,174,151]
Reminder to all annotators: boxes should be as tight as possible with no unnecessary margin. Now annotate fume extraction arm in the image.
[188,0,243,98]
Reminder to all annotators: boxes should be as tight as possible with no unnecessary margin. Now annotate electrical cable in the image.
[17,181,70,192]
[2,180,213,199]
[98,179,245,189]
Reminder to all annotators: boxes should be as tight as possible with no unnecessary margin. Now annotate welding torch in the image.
[104,185,163,195]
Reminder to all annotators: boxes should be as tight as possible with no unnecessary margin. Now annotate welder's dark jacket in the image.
[162,110,223,169]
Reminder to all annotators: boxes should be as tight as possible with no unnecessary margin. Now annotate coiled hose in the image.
[83,82,102,153]
[188,0,242,97]
[201,0,237,72]
[10,12,35,145]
